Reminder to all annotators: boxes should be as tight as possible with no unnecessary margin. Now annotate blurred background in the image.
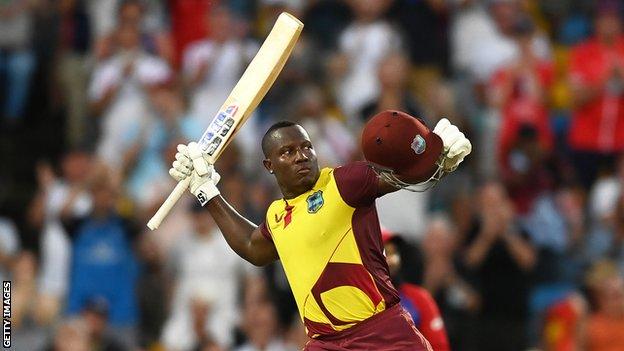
[1,0,624,350]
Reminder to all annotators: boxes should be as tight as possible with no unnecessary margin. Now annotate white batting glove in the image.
[169,142,221,206]
[433,118,472,172]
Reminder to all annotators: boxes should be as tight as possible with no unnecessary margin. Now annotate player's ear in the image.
[262,159,274,174]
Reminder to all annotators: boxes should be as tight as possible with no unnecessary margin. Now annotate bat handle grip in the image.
[147,178,191,230]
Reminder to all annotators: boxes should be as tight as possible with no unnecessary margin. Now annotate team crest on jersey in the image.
[306,191,324,213]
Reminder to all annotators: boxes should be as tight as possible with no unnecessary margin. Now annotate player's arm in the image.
[204,196,278,266]
[170,143,278,266]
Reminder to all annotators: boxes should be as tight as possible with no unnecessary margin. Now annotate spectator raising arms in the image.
[89,22,171,169]
[488,16,554,167]
[183,5,257,128]
[28,151,93,326]
[462,181,536,351]
[331,0,400,126]
[568,1,624,188]
[61,164,140,350]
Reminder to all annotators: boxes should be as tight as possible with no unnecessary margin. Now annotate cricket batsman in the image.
[169,110,471,350]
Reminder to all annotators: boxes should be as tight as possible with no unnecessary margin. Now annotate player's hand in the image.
[433,118,472,172]
[169,142,221,206]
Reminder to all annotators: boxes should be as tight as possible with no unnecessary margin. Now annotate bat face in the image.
[198,102,239,156]
[197,12,303,165]
[147,13,303,230]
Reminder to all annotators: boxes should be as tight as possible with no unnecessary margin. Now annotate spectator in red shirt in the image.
[542,293,587,351]
[383,231,451,351]
[168,0,213,68]
[489,16,555,168]
[568,0,624,189]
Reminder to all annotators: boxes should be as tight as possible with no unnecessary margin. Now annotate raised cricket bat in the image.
[147,13,303,230]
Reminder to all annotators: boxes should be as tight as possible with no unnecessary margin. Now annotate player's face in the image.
[265,126,320,198]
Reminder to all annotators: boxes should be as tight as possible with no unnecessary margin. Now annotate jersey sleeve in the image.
[258,221,273,243]
[334,161,380,208]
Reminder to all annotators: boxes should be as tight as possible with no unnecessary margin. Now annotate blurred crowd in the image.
[1,0,624,350]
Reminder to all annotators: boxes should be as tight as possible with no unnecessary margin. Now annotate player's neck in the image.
[280,179,319,200]
[278,170,321,199]
[281,185,313,200]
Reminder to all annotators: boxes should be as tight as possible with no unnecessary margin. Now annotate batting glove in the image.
[169,142,221,206]
[433,118,472,172]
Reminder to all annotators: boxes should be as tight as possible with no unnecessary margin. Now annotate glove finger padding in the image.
[443,139,472,171]
[446,131,468,158]
[448,138,472,159]
[187,142,210,176]
[170,144,194,182]
[172,160,192,175]
[442,126,463,149]
[432,118,472,172]
[443,155,462,172]
[433,118,458,153]
[175,151,193,168]
[172,143,221,206]
[169,167,188,182]
[433,118,451,135]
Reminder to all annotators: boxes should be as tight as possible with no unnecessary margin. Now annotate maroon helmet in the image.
[361,110,445,191]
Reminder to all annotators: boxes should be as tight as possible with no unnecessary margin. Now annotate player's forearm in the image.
[204,196,271,266]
